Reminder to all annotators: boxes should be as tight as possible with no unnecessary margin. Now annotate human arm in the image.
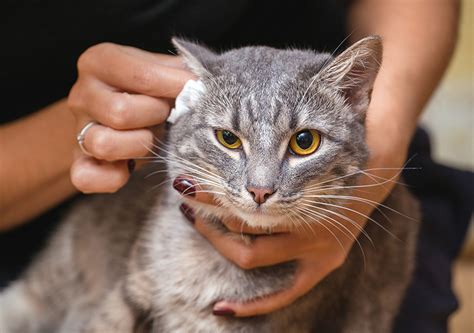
[0,100,77,231]
[1,44,194,231]
[179,0,460,316]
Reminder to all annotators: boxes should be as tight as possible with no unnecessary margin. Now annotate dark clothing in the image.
[0,0,347,124]
[0,1,472,332]
[395,129,473,333]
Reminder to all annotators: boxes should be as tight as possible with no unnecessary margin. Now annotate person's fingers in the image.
[118,44,187,69]
[80,123,154,161]
[69,78,172,130]
[70,155,129,193]
[213,259,332,317]
[77,43,195,98]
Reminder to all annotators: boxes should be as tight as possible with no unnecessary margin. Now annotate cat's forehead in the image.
[200,51,338,135]
[215,47,330,79]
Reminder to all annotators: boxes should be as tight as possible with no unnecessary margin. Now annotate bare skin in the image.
[0,0,459,318]
[68,44,194,193]
[0,100,77,231]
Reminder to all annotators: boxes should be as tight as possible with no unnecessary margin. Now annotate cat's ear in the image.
[316,36,383,118]
[172,37,217,77]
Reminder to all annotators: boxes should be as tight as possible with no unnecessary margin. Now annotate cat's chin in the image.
[188,198,293,229]
[230,208,290,229]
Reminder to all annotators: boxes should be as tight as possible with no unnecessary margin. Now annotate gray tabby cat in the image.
[0,36,420,333]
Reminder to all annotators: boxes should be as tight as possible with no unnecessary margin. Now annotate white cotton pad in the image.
[167,80,205,124]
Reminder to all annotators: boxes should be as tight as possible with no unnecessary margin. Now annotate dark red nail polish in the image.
[127,159,136,174]
[179,204,195,224]
[212,308,235,317]
[173,176,196,197]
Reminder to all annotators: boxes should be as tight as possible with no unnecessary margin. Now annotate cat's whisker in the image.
[295,205,367,268]
[301,190,395,226]
[287,211,306,234]
[303,185,372,195]
[192,189,226,196]
[301,198,399,240]
[149,177,174,192]
[145,161,222,187]
[167,158,224,185]
[147,175,224,197]
[150,138,225,182]
[303,194,413,221]
[306,157,419,192]
[294,207,348,256]
[164,158,224,185]
[173,171,223,189]
[283,210,304,234]
[305,166,419,190]
[286,207,315,235]
[298,202,374,247]
[144,169,171,179]
[290,209,318,236]
[357,169,410,188]
[152,150,224,184]
[303,176,396,192]
[296,205,359,244]
[145,163,224,192]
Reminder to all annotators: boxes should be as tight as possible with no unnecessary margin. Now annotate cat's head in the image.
[167,37,382,228]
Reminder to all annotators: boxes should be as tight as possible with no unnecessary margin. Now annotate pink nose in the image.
[247,186,275,205]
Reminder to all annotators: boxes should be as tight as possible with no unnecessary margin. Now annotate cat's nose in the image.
[246,186,275,205]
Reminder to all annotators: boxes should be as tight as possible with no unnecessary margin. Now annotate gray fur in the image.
[0,36,419,332]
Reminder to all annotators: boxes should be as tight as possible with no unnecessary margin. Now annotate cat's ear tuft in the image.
[317,35,383,119]
[172,37,217,77]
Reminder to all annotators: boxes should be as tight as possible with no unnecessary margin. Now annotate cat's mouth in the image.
[204,189,301,228]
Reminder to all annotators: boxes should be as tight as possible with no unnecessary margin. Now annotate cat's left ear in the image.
[316,36,383,118]
[172,37,217,78]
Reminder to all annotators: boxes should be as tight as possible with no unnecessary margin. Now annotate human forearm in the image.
[349,0,460,146]
[0,99,77,230]
[1,172,75,230]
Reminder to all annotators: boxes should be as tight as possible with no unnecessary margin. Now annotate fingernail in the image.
[212,307,235,317]
[173,176,196,197]
[179,204,195,224]
[127,159,136,174]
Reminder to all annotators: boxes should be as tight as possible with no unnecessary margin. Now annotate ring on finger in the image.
[76,121,98,156]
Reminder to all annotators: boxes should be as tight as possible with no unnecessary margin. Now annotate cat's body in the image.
[0,173,419,333]
[0,37,420,332]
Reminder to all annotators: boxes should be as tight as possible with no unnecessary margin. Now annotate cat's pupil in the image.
[296,131,313,149]
[223,131,238,145]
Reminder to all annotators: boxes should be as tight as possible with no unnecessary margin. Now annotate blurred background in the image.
[420,1,473,332]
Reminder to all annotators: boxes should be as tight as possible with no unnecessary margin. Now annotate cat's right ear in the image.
[172,38,217,77]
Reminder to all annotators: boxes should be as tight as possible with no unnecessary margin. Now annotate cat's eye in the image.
[216,130,242,149]
[289,129,321,156]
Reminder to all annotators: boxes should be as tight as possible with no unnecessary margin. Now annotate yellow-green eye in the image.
[289,129,321,156]
[216,130,242,149]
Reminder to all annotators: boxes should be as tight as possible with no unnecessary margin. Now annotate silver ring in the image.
[76,121,98,156]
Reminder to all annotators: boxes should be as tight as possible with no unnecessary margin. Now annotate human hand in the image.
[171,110,409,317]
[68,43,195,193]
